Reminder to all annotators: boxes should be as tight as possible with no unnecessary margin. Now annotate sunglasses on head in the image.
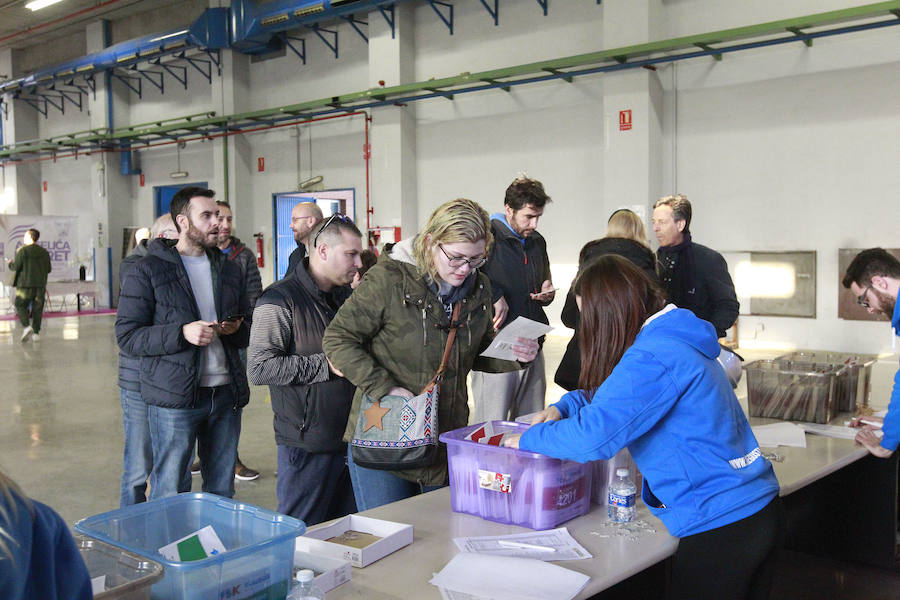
[313,213,354,247]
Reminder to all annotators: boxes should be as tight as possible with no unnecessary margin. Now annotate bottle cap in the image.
[296,569,314,583]
[616,468,630,477]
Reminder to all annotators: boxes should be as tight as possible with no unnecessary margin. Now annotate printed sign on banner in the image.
[0,216,79,282]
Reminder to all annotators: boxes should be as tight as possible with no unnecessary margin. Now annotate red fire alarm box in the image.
[619,110,632,131]
[258,157,265,172]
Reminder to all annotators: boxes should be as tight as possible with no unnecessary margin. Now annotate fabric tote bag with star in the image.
[350,305,460,471]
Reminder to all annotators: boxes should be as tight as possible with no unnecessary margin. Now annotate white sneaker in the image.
[32,334,40,342]
[20,326,33,342]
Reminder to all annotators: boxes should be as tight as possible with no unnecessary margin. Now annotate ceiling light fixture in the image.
[25,0,66,11]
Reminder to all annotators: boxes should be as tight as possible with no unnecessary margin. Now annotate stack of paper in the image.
[453,528,591,561]
[751,422,807,448]
[430,553,589,600]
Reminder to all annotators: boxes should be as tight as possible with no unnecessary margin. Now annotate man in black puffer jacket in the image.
[116,187,250,500]
[249,215,363,525]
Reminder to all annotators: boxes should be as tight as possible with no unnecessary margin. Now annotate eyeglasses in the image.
[857,285,873,309]
[438,245,487,269]
[313,213,353,247]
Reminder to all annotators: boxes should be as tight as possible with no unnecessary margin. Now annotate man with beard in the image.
[185,200,262,482]
[286,201,324,276]
[843,248,900,458]
[116,187,250,499]
[248,215,362,524]
[471,176,555,423]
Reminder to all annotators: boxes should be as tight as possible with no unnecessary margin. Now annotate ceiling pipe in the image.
[0,0,124,46]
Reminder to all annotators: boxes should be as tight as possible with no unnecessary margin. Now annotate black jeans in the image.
[669,496,786,600]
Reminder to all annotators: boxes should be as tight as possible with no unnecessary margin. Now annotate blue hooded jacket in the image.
[520,306,779,538]
[879,293,900,451]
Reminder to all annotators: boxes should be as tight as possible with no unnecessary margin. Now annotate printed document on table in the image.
[479,316,554,361]
[453,527,591,561]
[798,422,883,440]
[430,553,589,600]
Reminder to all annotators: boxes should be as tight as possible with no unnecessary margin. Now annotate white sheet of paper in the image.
[453,527,591,561]
[429,553,589,600]
[480,316,554,361]
[157,524,227,562]
[798,422,883,440]
[90,575,106,595]
[752,422,807,448]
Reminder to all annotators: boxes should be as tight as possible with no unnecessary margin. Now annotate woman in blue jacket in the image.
[504,255,783,600]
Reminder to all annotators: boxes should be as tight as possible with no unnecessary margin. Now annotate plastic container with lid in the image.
[440,421,592,530]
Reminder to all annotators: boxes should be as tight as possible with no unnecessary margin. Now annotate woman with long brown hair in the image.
[504,255,783,600]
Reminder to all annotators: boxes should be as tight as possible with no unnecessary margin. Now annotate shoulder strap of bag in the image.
[422,303,461,394]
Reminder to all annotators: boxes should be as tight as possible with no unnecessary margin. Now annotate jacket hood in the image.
[490,212,523,241]
[130,239,150,258]
[226,236,245,253]
[639,305,721,359]
[387,237,418,267]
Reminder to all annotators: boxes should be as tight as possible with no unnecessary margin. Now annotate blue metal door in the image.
[154,182,208,218]
[274,194,315,280]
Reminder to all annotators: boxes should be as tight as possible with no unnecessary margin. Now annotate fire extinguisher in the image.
[253,233,264,268]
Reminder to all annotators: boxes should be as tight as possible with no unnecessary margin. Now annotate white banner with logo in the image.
[0,216,78,282]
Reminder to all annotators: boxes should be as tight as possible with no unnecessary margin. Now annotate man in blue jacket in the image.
[843,248,900,457]
[116,187,250,499]
[471,176,555,423]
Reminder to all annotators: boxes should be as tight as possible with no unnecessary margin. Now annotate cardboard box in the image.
[294,515,413,568]
[292,549,351,593]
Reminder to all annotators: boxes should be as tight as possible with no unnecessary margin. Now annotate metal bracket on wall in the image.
[112,72,143,98]
[156,61,188,89]
[377,4,396,39]
[306,24,339,59]
[56,88,84,112]
[181,53,214,83]
[427,0,454,35]
[133,68,165,94]
[535,0,548,16]
[480,0,499,26]
[282,35,307,64]
[786,27,814,47]
[695,43,723,61]
[21,96,48,118]
[342,15,369,43]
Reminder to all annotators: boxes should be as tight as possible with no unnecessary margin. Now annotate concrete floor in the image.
[4,314,899,599]
[0,313,572,527]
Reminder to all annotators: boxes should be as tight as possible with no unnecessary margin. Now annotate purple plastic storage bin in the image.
[440,421,592,530]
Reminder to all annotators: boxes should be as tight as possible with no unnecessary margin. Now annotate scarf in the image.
[657,232,695,307]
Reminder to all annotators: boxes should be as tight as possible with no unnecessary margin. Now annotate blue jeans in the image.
[119,388,153,507]
[346,443,445,511]
[148,386,241,500]
[276,446,356,526]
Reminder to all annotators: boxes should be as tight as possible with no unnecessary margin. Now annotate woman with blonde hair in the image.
[555,208,658,390]
[0,469,92,599]
[324,198,537,510]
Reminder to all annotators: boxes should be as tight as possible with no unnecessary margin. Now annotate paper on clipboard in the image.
[480,316,553,361]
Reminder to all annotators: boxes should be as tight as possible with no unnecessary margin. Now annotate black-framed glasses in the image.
[438,245,487,269]
[857,285,873,309]
[313,213,353,247]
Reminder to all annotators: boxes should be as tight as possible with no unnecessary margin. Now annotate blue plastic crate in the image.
[75,493,305,600]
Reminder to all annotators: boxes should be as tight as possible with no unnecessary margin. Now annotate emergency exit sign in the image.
[619,110,632,131]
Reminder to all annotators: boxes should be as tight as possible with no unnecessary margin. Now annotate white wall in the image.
[7,0,900,356]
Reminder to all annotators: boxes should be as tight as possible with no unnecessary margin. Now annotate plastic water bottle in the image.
[608,467,636,523]
[287,569,324,600]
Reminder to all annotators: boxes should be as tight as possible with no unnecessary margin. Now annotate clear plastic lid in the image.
[295,569,314,583]
[615,468,630,477]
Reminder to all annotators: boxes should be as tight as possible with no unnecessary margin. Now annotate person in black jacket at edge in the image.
[653,194,739,338]
[555,208,658,391]
[248,214,363,525]
[471,176,556,423]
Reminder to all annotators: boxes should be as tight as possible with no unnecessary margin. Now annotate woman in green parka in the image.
[322,198,538,510]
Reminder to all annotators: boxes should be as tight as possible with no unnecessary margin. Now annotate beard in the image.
[186,217,218,249]
[873,287,897,318]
